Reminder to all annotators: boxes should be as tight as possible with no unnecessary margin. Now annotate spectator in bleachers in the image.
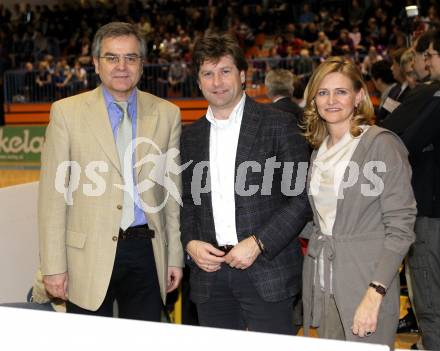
[313,31,332,59]
[366,17,380,42]
[302,22,319,44]
[33,30,49,59]
[370,60,398,122]
[20,32,34,63]
[23,61,35,101]
[400,49,418,90]
[77,35,92,66]
[389,47,411,101]
[71,59,88,91]
[137,15,152,40]
[52,58,72,96]
[265,68,303,122]
[376,24,390,51]
[64,37,79,59]
[285,23,305,56]
[292,74,307,108]
[422,4,440,31]
[361,45,383,76]
[329,6,346,30]
[349,0,365,27]
[390,48,406,83]
[411,34,431,83]
[317,6,333,33]
[295,48,314,78]
[10,32,24,67]
[333,29,355,56]
[389,27,408,51]
[168,54,188,97]
[299,3,317,26]
[35,60,51,101]
[176,29,191,56]
[10,4,22,28]
[267,45,282,70]
[349,25,364,52]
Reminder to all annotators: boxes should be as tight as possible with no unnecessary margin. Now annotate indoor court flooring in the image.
[0,167,420,349]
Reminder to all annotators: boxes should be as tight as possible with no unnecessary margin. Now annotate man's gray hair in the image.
[92,22,146,58]
[265,69,295,99]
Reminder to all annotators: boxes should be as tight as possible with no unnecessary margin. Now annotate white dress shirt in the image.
[206,93,246,245]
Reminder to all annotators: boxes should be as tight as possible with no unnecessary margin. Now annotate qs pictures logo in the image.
[54,137,192,213]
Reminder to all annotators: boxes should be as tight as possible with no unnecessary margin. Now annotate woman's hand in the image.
[351,286,384,337]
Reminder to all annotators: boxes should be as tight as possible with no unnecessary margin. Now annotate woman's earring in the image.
[354,104,359,116]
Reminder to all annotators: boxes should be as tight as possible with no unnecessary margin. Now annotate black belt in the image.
[119,224,154,240]
[215,244,235,254]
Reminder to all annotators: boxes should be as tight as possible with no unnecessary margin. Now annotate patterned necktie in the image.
[115,101,135,230]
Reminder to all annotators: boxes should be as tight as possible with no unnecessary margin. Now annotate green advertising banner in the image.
[0,125,46,163]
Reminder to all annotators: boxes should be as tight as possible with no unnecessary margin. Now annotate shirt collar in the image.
[400,81,408,92]
[273,96,288,103]
[102,86,137,111]
[380,84,394,103]
[206,93,246,128]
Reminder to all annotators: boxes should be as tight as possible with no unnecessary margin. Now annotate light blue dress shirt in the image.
[102,87,147,227]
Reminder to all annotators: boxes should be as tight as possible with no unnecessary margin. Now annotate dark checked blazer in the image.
[180,95,311,303]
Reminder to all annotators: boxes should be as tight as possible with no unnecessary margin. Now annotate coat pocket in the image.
[66,230,87,249]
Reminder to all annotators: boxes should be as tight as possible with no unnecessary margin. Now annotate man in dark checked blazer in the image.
[180,33,310,334]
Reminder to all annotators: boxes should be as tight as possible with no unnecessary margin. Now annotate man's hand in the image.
[167,266,183,292]
[224,237,261,270]
[43,272,68,300]
[186,240,225,272]
[352,286,383,337]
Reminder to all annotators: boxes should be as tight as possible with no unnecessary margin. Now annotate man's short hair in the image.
[92,22,146,58]
[426,29,440,52]
[415,31,432,53]
[192,33,248,77]
[265,69,295,98]
[371,60,395,84]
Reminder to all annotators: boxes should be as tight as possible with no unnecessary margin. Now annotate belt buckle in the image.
[219,245,234,254]
[119,228,128,240]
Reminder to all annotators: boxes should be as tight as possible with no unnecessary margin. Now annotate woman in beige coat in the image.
[301,56,416,348]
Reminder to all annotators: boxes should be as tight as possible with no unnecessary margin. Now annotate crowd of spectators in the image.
[0,0,439,102]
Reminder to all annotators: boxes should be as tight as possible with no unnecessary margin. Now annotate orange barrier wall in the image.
[4,100,205,125]
[4,97,271,125]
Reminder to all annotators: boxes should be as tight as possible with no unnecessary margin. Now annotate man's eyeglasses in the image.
[423,52,440,59]
[99,54,143,65]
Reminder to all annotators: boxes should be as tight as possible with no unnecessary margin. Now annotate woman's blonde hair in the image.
[400,48,416,76]
[301,56,375,149]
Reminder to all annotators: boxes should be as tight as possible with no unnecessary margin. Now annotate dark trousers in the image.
[408,217,440,350]
[196,264,297,335]
[67,236,162,321]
